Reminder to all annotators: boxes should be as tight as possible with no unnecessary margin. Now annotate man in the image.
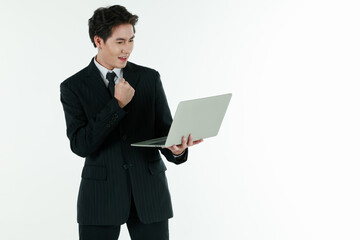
[60,5,202,240]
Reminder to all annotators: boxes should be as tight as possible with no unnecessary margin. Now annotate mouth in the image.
[118,56,127,62]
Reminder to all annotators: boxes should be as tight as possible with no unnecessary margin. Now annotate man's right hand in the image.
[114,78,135,108]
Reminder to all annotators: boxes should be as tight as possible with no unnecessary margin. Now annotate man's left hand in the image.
[164,134,203,155]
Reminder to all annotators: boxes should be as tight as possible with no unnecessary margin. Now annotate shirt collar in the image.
[93,55,122,81]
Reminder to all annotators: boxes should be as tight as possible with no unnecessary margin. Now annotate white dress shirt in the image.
[93,56,123,87]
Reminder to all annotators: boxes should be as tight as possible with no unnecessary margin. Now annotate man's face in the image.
[95,23,135,70]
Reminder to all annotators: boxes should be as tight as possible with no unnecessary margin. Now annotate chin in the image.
[117,62,127,69]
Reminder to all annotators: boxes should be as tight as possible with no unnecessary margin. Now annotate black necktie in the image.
[106,71,116,97]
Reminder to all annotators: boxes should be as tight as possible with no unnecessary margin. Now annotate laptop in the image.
[131,93,232,148]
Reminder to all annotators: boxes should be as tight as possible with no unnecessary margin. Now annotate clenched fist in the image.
[114,78,135,108]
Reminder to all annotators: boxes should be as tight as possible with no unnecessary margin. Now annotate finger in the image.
[192,139,203,145]
[173,137,186,152]
[181,136,187,148]
[119,78,125,84]
[170,144,180,152]
[187,134,194,146]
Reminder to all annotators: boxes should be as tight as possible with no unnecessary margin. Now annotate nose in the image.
[121,43,132,55]
[121,48,130,57]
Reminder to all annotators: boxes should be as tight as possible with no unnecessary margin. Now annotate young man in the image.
[60,5,202,240]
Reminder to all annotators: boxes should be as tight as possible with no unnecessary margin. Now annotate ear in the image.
[94,36,104,49]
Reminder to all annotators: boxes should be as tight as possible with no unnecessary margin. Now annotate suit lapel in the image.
[85,58,112,106]
[123,62,140,111]
[123,61,139,90]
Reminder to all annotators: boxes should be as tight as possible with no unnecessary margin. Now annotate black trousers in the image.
[78,193,169,240]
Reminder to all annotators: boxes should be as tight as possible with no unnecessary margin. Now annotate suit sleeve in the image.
[153,71,188,164]
[60,82,127,157]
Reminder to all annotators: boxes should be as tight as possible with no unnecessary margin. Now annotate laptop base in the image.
[131,136,167,147]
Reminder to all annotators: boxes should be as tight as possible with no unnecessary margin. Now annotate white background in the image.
[1,0,360,239]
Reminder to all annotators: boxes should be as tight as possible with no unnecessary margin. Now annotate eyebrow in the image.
[115,35,135,41]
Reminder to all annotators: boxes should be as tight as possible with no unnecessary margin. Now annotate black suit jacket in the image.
[60,58,188,225]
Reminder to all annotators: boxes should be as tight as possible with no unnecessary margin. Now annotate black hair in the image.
[88,5,138,48]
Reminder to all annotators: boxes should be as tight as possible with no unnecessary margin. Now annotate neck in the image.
[95,54,113,70]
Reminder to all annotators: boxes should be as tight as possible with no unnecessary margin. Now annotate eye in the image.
[129,39,134,42]
[117,42,123,44]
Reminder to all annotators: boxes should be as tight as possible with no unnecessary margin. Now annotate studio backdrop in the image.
[0,0,359,239]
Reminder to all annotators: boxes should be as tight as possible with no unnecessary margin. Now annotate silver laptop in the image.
[131,93,232,147]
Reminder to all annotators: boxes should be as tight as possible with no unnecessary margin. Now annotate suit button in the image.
[122,135,127,141]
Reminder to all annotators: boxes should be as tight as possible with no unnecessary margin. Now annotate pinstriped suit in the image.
[60,58,188,225]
